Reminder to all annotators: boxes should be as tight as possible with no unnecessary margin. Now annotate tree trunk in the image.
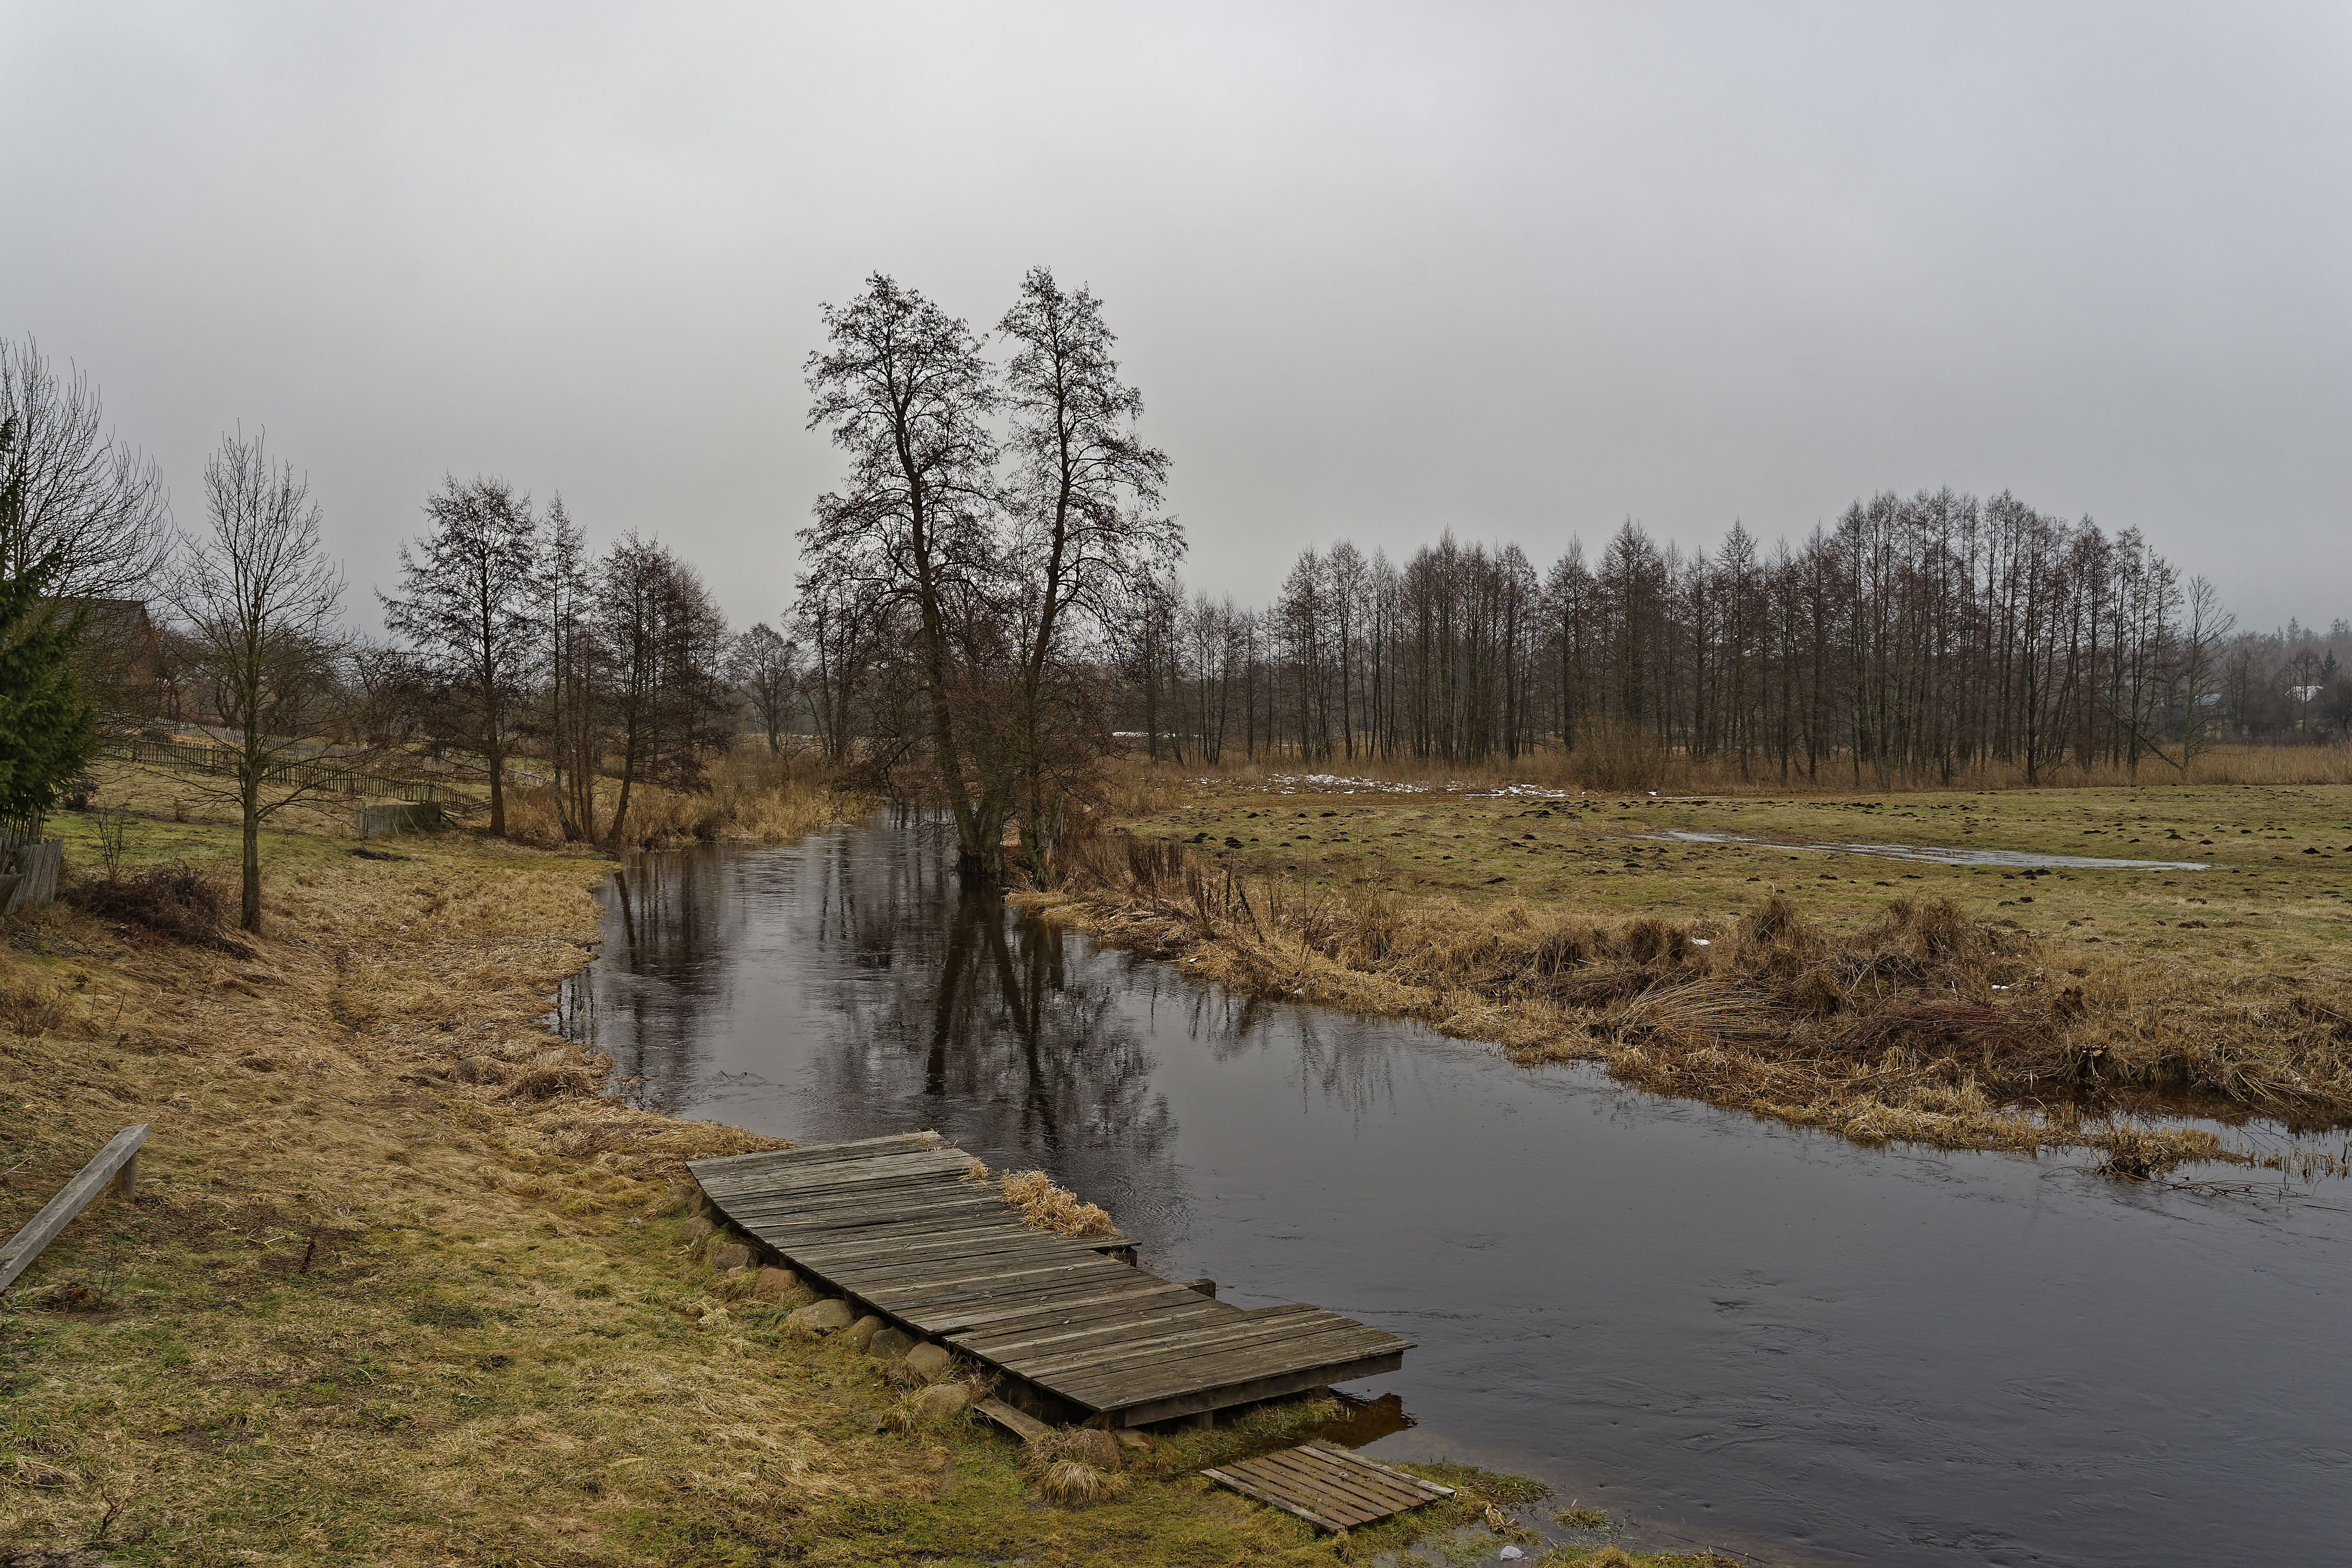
[240,777,262,934]
[487,733,506,837]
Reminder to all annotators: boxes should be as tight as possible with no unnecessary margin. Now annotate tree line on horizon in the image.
[1115,496,2350,787]
[6,310,2351,917]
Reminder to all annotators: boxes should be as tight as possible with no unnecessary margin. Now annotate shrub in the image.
[66,863,250,957]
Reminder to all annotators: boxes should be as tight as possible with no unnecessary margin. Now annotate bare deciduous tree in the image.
[998,268,1177,884]
[594,534,733,848]
[382,477,537,836]
[729,622,801,758]
[0,338,171,601]
[166,432,348,934]
[801,274,1004,878]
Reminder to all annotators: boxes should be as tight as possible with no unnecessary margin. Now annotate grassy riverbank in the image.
[2,763,1651,1567]
[1025,771,2352,1170]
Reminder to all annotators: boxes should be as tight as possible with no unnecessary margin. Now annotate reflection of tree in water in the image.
[583,844,751,1114]
[790,810,1181,1223]
[1119,965,1406,1125]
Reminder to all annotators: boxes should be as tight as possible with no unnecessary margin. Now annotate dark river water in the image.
[563,811,2352,1567]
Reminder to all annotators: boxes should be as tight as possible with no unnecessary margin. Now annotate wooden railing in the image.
[0,1124,147,1290]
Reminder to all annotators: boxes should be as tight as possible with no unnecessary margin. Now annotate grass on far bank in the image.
[1025,768,2352,1172]
[2,760,1562,1567]
[1123,738,2352,799]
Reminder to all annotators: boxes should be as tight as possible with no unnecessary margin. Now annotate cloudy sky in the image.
[5,2,2347,634]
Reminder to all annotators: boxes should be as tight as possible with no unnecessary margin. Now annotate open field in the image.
[1113,740,2352,800]
[1024,769,2352,1168]
[78,744,857,854]
[2,763,1599,1567]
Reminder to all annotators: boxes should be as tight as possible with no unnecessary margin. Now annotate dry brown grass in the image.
[1023,1429,1130,1507]
[961,1159,1118,1236]
[1023,833,2352,1166]
[4,763,1536,1566]
[497,747,863,851]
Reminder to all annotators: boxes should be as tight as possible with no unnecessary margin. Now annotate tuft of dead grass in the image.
[992,1168,1117,1236]
[1023,1430,1130,1507]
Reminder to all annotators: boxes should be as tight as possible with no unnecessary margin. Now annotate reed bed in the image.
[1024,835,2352,1172]
[499,748,863,850]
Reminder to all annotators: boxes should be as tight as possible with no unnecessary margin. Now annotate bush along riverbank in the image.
[1018,781,2352,1176]
[2,763,1599,1567]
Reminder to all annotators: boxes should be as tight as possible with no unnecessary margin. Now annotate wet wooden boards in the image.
[1202,1440,1454,1531]
[688,1131,1414,1428]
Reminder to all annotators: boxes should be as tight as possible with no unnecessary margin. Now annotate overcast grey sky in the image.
[5,2,2347,634]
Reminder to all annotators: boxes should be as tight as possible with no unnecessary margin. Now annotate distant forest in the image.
[1109,494,2350,785]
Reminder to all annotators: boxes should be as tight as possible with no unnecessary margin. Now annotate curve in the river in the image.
[566,811,2348,1568]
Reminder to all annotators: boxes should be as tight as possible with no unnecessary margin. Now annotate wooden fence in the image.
[97,737,450,804]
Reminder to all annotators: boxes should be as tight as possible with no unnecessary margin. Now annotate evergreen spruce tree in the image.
[0,417,95,831]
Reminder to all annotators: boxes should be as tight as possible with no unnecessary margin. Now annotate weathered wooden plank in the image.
[0,1125,150,1292]
[690,1128,1414,1428]
[792,1223,1093,1270]
[687,1131,942,1178]
[1288,1442,1453,1504]
[1058,1325,1408,1406]
[1273,1448,1429,1511]
[858,1252,1132,1300]
[715,1175,983,1213]
[1207,1442,1451,1531]
[1201,1465,1348,1532]
[704,1156,974,1200]
[723,1183,1000,1217]
[1231,1456,1388,1527]
[1112,1349,1405,1426]
[776,1225,1064,1271]
[1247,1448,1420,1518]
[1067,1324,1412,1403]
[947,1283,1237,1346]
[937,1278,1212,1338]
[1014,1305,1338,1379]
[700,1148,971,1187]
[903,1273,1182,1336]
[973,1396,1050,1442]
[1302,1441,1454,1498]
[952,1299,1238,1360]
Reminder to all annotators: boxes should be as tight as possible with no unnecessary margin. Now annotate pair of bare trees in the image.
[799,269,1178,884]
[380,482,734,849]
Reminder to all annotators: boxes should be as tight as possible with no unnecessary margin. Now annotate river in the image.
[559,810,2352,1566]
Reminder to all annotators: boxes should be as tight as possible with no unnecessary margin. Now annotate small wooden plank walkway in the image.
[689,1131,1414,1428]
[1203,1440,1454,1531]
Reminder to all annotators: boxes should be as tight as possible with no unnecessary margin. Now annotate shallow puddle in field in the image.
[1644,827,2211,871]
[560,810,2348,1567]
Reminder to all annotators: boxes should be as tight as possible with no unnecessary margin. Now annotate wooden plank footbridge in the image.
[688,1131,1415,1430]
